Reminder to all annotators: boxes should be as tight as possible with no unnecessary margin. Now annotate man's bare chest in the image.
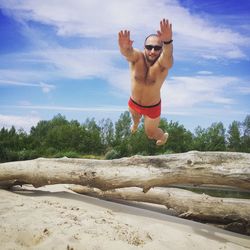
[132,63,167,85]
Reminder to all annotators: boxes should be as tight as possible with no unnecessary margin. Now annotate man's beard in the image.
[145,54,160,65]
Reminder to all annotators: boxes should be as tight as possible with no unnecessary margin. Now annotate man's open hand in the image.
[118,30,133,50]
[157,19,172,42]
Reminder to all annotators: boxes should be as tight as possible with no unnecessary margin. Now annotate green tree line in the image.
[0,113,249,163]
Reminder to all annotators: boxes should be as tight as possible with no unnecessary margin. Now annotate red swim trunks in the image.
[128,97,161,119]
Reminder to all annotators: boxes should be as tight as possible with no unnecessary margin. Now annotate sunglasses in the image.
[145,45,162,51]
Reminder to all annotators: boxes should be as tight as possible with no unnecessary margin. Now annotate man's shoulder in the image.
[132,49,143,56]
[131,49,144,63]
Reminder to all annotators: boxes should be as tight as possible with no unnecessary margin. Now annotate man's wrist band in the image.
[163,39,173,45]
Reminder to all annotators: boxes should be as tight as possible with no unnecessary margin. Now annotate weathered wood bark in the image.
[69,185,250,221]
[69,185,250,235]
[1,151,250,235]
[0,151,250,191]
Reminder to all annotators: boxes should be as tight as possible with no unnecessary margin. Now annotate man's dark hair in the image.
[144,34,159,45]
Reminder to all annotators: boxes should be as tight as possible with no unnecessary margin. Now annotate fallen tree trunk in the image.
[1,151,250,235]
[69,185,250,235]
[0,151,250,191]
[69,185,250,222]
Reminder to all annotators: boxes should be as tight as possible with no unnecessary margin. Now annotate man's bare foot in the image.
[156,132,169,146]
[131,123,139,134]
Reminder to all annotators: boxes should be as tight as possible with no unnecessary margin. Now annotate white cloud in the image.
[0,0,249,60]
[238,86,250,95]
[3,104,126,113]
[0,69,46,82]
[0,47,130,92]
[0,45,247,115]
[197,71,213,75]
[0,0,249,129]
[18,100,32,106]
[39,82,55,93]
[0,79,37,87]
[2,74,245,117]
[0,2,249,104]
[106,68,131,94]
[161,75,239,110]
[0,79,55,93]
[0,114,40,131]
[33,48,119,79]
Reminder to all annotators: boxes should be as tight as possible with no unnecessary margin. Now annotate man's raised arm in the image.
[157,19,174,69]
[118,30,140,63]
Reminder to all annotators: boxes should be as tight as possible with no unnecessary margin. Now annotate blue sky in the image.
[0,0,249,132]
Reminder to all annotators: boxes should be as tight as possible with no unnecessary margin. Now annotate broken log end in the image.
[143,186,151,193]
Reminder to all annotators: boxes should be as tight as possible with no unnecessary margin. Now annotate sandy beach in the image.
[0,184,249,250]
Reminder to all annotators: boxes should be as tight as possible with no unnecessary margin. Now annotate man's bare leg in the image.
[129,107,142,133]
[144,116,168,145]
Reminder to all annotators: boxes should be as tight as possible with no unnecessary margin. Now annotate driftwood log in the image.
[0,151,249,234]
[68,185,250,235]
[68,185,250,222]
[0,151,249,191]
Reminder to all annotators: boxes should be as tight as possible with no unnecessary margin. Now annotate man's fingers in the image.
[125,30,130,39]
[157,30,162,37]
[119,30,131,39]
[160,19,171,30]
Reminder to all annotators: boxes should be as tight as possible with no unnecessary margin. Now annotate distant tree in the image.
[160,120,193,153]
[227,121,241,152]
[83,118,103,154]
[45,120,84,153]
[0,127,13,162]
[193,123,226,151]
[128,124,156,156]
[241,115,250,153]
[99,118,115,150]
[29,120,50,152]
[68,120,88,153]
[6,126,19,151]
[30,114,82,155]
[49,113,69,127]
[115,111,131,142]
[113,111,132,157]
[1,112,249,162]
[0,126,29,162]
[207,122,226,151]
[193,126,210,151]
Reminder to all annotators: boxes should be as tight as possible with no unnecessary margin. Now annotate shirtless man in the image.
[118,18,173,145]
